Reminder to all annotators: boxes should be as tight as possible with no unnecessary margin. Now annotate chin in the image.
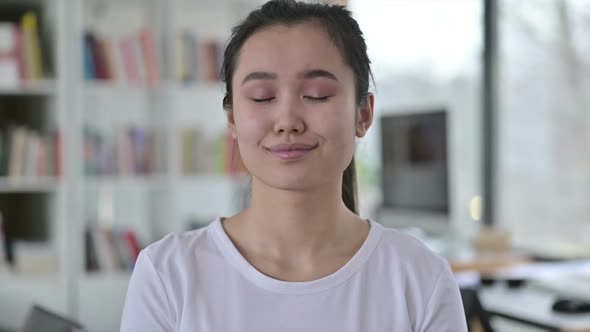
[260,174,314,191]
[254,168,322,192]
[244,155,346,192]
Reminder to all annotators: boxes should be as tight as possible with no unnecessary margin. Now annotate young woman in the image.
[121,1,467,331]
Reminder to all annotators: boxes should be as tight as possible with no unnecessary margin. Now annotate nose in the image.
[273,97,305,134]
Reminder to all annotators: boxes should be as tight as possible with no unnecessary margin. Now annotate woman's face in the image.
[228,22,373,192]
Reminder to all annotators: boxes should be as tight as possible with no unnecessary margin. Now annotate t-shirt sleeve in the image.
[419,263,468,332]
[120,250,175,332]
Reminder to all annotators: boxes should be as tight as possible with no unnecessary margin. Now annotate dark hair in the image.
[221,0,373,214]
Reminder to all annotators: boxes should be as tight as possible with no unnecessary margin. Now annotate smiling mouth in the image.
[266,143,318,160]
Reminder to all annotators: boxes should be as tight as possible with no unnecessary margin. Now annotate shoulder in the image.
[123,222,219,331]
[140,221,216,271]
[371,221,463,327]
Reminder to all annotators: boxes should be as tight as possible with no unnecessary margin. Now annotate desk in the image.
[480,284,590,332]
[420,234,590,330]
[449,251,531,274]
[413,231,531,274]
[449,254,590,331]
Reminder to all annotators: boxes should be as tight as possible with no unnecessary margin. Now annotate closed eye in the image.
[304,96,331,102]
[252,97,275,103]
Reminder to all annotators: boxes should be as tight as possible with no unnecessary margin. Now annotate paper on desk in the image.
[492,260,590,279]
[454,271,481,288]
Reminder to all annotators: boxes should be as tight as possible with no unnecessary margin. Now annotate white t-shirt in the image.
[121,218,467,332]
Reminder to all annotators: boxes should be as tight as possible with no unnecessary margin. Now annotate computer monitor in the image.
[378,110,450,235]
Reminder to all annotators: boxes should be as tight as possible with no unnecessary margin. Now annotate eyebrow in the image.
[240,69,338,86]
[241,72,277,85]
[298,69,338,81]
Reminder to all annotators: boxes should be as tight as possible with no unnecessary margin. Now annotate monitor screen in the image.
[380,110,449,214]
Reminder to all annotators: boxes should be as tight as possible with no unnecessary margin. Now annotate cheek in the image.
[314,110,357,172]
[233,108,270,143]
[313,103,357,145]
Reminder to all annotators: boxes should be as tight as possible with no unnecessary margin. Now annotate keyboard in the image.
[529,275,590,301]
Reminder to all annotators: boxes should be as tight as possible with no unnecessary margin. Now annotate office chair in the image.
[461,288,495,332]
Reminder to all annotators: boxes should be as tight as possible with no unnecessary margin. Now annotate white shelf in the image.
[0,80,57,96]
[164,80,224,91]
[173,173,248,183]
[82,271,132,282]
[83,81,225,98]
[84,175,167,188]
[0,177,61,193]
[0,270,61,284]
[83,81,161,96]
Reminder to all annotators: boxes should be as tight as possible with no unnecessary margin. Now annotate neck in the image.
[241,176,357,258]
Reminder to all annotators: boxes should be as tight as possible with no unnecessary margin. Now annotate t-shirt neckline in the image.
[208,217,384,295]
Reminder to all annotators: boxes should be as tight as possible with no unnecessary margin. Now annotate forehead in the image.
[234,22,351,80]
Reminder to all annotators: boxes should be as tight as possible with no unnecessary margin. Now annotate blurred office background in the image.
[0,0,589,331]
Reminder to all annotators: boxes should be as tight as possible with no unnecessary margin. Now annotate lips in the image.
[266,143,318,160]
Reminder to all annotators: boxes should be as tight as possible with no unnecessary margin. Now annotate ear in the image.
[356,93,374,138]
[227,110,237,139]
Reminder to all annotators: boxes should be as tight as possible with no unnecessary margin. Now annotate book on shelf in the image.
[11,241,59,275]
[0,125,60,179]
[84,125,157,176]
[180,128,200,174]
[120,36,139,84]
[83,32,96,81]
[0,22,23,87]
[84,228,98,272]
[129,127,155,175]
[53,130,62,177]
[84,28,160,87]
[139,29,159,87]
[84,32,113,81]
[199,39,221,82]
[0,11,44,87]
[87,227,118,272]
[0,220,6,270]
[21,12,43,81]
[95,38,111,81]
[116,128,134,176]
[112,229,132,270]
[175,29,223,84]
[179,128,246,176]
[7,125,27,177]
[180,128,214,175]
[85,225,142,273]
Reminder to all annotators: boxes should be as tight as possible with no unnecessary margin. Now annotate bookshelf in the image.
[0,0,265,330]
[0,0,69,328]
